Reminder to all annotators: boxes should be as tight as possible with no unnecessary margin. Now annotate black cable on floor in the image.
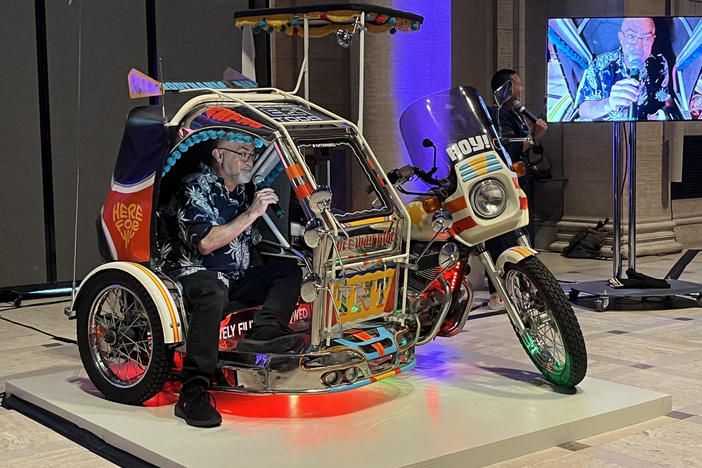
[0,314,77,345]
[468,309,507,320]
[0,298,71,311]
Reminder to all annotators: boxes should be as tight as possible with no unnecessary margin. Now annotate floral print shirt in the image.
[155,163,252,286]
[574,48,670,121]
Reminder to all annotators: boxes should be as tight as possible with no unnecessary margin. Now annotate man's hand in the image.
[533,118,548,140]
[607,78,642,112]
[247,188,279,218]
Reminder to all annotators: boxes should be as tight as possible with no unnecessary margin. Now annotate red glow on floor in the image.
[214,387,395,419]
[425,386,441,422]
[143,387,179,407]
[142,380,181,407]
[140,379,403,416]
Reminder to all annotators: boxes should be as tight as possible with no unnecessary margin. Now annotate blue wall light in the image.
[392,1,451,168]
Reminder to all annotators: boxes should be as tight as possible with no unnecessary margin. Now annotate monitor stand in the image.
[567,121,702,311]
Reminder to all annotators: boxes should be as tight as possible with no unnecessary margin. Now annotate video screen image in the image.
[547,17,702,122]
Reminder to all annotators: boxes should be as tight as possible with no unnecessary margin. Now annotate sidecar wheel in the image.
[76,270,174,404]
[504,256,587,389]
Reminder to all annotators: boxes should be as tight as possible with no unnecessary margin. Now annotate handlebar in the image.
[387,165,443,187]
[386,164,454,200]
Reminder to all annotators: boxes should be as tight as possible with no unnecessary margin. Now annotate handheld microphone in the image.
[627,58,644,120]
[511,99,538,123]
[252,175,284,217]
[628,58,643,81]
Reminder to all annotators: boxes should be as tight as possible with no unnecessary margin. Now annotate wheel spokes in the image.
[88,284,153,387]
[506,269,567,373]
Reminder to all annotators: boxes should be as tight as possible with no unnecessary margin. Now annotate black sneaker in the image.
[174,382,222,428]
[238,324,307,353]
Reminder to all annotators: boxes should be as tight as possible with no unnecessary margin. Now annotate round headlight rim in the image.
[470,177,508,219]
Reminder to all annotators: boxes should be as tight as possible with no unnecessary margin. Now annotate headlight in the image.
[470,178,507,219]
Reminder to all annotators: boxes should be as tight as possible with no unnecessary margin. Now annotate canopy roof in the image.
[234,3,423,37]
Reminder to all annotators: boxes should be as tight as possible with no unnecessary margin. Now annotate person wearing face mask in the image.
[575,17,671,121]
[157,135,304,427]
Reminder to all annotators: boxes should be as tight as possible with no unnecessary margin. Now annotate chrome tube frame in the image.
[612,122,623,280]
[477,249,527,333]
[165,88,412,348]
[441,279,474,336]
[627,121,637,271]
[415,276,452,346]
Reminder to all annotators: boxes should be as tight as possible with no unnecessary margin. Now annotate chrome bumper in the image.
[211,323,416,394]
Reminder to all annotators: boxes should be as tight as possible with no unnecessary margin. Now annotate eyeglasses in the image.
[219,147,255,163]
[621,32,655,45]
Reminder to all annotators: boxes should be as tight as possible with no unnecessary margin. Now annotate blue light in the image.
[30,287,73,296]
[393,1,451,168]
[255,354,268,366]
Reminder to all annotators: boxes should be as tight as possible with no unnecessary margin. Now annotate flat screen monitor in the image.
[547,17,702,122]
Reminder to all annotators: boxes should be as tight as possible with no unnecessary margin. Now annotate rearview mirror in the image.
[303,218,326,248]
[301,273,321,302]
[431,209,453,233]
[308,185,333,215]
[438,242,460,270]
[493,80,513,107]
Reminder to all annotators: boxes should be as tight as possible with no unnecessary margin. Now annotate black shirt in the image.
[155,163,253,286]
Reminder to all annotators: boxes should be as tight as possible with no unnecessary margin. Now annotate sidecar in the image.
[70,81,424,403]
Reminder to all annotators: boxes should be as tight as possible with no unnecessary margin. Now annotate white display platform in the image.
[5,341,671,468]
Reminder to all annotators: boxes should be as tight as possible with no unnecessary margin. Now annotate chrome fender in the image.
[494,245,538,276]
[75,261,185,344]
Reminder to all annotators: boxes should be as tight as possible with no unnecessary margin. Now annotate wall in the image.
[0,0,247,288]
[670,0,702,246]
[6,0,702,289]
[0,2,46,286]
[270,0,451,176]
[46,1,148,285]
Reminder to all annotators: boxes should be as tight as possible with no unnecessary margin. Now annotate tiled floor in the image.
[2,252,702,467]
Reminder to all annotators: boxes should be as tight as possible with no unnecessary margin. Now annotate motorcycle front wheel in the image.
[504,256,587,388]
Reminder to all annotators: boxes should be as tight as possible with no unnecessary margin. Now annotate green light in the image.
[351,305,359,313]
[524,332,540,356]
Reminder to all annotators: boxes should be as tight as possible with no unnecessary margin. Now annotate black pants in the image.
[177,260,302,386]
[519,173,536,245]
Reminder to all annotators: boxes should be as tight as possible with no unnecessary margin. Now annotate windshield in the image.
[399,86,500,179]
[296,139,392,221]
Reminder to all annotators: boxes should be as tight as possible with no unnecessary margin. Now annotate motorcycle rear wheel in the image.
[504,256,587,388]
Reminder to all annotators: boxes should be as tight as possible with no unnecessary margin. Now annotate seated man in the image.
[158,134,304,428]
[575,17,670,121]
